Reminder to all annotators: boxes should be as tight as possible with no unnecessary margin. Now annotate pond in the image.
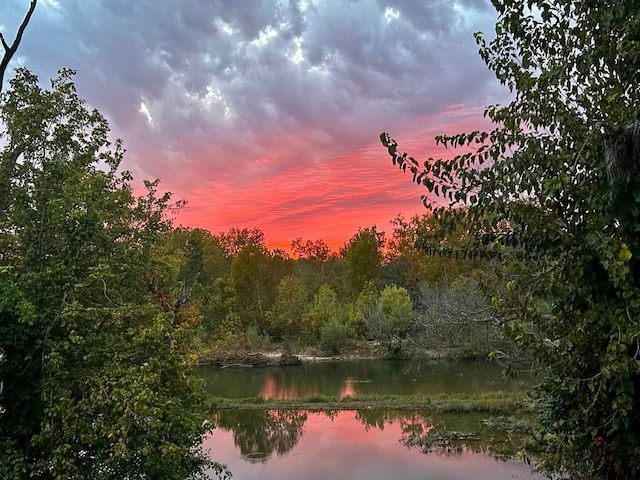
[199,360,545,480]
[196,359,536,399]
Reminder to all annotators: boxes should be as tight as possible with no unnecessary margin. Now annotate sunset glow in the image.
[204,411,543,479]
[1,0,506,250]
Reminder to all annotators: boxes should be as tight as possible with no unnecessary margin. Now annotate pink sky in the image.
[171,105,490,251]
[2,0,505,251]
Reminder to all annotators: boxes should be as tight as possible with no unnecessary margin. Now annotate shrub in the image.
[319,319,348,355]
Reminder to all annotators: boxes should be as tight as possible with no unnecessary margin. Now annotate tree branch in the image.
[0,0,37,93]
[0,33,10,52]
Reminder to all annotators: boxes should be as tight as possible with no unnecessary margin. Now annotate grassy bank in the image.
[209,390,534,414]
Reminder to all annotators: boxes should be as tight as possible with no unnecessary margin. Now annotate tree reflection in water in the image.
[213,409,530,465]
[354,409,527,459]
[214,410,307,462]
[355,409,433,433]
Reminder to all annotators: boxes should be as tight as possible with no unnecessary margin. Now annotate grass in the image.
[208,390,534,414]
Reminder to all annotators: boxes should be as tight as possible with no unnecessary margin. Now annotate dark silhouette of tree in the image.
[0,0,36,92]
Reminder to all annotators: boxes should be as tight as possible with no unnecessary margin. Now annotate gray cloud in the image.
[1,0,504,242]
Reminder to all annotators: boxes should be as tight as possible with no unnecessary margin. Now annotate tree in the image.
[388,214,478,288]
[291,237,330,263]
[379,285,412,338]
[381,1,640,477]
[0,0,37,215]
[341,227,385,297]
[303,284,344,343]
[291,238,335,299]
[0,0,36,92]
[228,244,292,332]
[267,275,308,341]
[165,228,232,335]
[0,69,220,479]
[218,226,266,257]
[347,281,379,339]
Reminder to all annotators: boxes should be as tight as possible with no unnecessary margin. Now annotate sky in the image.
[1,0,506,251]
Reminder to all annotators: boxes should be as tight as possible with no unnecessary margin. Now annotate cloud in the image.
[1,0,505,248]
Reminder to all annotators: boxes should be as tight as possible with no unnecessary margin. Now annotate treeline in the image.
[165,216,516,360]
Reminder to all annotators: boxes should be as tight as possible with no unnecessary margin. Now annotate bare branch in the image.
[0,0,37,93]
[0,33,10,52]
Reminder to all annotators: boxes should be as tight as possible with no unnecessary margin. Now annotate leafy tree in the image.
[379,285,412,338]
[355,284,412,343]
[303,284,344,343]
[381,1,640,477]
[389,215,478,289]
[341,227,385,297]
[347,281,379,339]
[166,228,232,336]
[218,226,266,257]
[291,237,331,263]
[318,319,349,355]
[267,275,308,341]
[228,244,271,329]
[228,244,292,332]
[0,69,218,479]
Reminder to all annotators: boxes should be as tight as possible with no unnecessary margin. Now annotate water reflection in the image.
[356,409,434,436]
[215,410,524,462]
[205,410,545,480]
[197,360,534,400]
[212,409,528,462]
[214,410,307,462]
[339,377,355,398]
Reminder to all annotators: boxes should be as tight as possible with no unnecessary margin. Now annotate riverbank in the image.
[208,390,535,414]
[197,339,475,366]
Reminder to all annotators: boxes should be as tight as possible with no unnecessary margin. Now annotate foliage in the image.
[411,276,511,360]
[318,319,349,355]
[379,285,412,337]
[218,227,266,257]
[349,283,412,343]
[267,275,308,341]
[291,237,331,263]
[0,69,217,479]
[341,226,385,297]
[347,281,378,338]
[228,244,292,331]
[381,1,640,477]
[303,284,345,342]
[389,215,481,289]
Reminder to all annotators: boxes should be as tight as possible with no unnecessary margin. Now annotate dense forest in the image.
[162,219,515,362]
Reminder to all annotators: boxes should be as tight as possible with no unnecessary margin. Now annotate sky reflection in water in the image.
[204,410,546,480]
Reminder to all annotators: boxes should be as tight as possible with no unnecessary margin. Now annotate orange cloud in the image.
[170,104,490,252]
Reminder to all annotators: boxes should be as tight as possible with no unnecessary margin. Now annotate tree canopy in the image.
[0,68,220,479]
[381,1,639,478]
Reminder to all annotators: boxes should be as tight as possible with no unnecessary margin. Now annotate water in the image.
[196,359,535,399]
[199,360,544,479]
